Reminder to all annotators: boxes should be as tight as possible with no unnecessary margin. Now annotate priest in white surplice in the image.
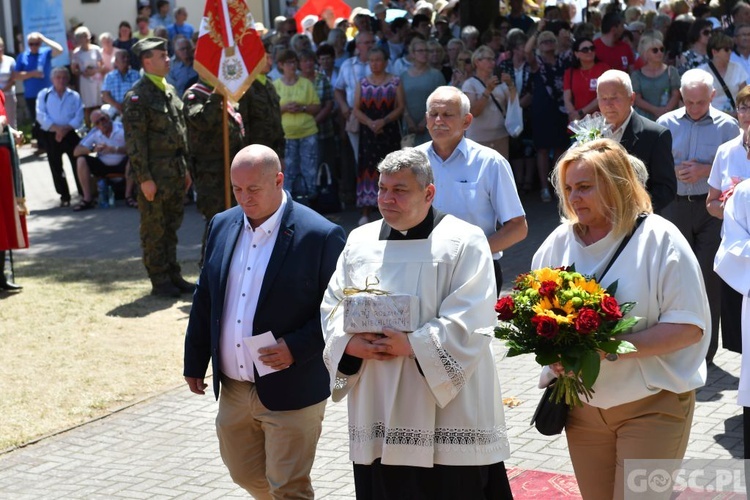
[321,149,512,499]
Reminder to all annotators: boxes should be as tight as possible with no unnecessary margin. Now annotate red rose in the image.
[495,296,515,320]
[574,307,601,334]
[538,280,558,299]
[531,315,559,339]
[600,296,623,320]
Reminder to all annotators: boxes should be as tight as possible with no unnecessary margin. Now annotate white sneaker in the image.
[541,188,552,203]
[358,215,369,226]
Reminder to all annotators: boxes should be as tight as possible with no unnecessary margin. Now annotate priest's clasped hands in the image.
[344,327,414,360]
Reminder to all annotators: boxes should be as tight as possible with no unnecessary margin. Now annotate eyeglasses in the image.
[650,46,665,53]
[738,106,750,114]
[459,58,471,64]
[577,46,595,53]
[702,29,712,36]
[477,56,494,61]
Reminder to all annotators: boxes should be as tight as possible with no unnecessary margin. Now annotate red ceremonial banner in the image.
[194,0,265,102]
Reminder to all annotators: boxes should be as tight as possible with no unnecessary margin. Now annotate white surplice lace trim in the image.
[349,422,508,452]
[427,329,467,397]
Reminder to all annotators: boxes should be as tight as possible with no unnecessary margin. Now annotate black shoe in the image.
[73,199,95,211]
[0,279,22,291]
[150,282,181,298]
[60,199,71,207]
[171,275,196,294]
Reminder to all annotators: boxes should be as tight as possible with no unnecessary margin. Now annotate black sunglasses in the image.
[577,46,595,53]
[459,58,471,64]
[650,46,665,53]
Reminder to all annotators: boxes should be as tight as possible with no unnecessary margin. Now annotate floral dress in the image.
[357,76,401,208]
[530,53,573,150]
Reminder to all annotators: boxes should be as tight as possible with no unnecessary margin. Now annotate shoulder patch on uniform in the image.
[130,95,139,102]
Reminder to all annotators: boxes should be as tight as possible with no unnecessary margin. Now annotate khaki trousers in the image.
[216,377,326,499]
[565,389,695,500]
[477,136,510,160]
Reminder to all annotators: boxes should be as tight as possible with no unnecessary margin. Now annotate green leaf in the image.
[580,350,601,389]
[615,340,637,354]
[597,340,621,353]
[606,279,619,296]
[536,352,559,366]
[610,317,640,335]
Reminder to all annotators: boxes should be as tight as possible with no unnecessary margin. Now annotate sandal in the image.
[125,196,138,208]
[73,199,96,211]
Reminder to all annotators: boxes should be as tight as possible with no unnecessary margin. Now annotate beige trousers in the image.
[565,389,695,500]
[216,377,326,499]
[477,136,510,160]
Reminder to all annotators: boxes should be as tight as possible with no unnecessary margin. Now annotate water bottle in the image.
[659,88,669,107]
[107,185,115,207]
[97,179,108,208]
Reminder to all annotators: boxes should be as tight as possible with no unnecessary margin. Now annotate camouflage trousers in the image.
[192,161,227,222]
[137,176,185,284]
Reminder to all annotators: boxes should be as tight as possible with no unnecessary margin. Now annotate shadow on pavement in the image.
[713,413,743,459]
[107,293,188,318]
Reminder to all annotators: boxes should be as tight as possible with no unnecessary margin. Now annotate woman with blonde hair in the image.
[534,138,710,499]
[71,25,103,127]
[632,34,680,120]
[462,45,515,158]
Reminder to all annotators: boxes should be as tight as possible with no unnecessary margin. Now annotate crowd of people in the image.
[3,0,750,498]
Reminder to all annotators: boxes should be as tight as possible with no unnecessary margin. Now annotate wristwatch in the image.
[302,105,308,113]
[605,353,618,362]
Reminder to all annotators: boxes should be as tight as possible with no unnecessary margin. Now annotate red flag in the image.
[194,0,265,102]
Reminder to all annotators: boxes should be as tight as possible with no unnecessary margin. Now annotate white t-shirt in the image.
[0,55,16,92]
[79,121,126,166]
[532,215,710,409]
[699,60,749,114]
[462,77,509,142]
[708,135,750,191]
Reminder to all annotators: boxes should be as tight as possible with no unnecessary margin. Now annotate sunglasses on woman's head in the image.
[577,46,595,53]
[650,46,665,53]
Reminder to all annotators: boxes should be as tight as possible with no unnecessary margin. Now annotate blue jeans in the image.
[284,134,318,198]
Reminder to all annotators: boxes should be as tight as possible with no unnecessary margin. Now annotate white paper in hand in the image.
[243,331,280,377]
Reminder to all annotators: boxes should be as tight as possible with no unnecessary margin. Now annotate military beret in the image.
[132,37,168,57]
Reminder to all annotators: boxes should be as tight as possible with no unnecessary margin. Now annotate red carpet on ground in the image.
[507,468,747,499]
[507,467,581,498]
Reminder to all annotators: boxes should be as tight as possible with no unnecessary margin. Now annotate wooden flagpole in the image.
[223,91,231,209]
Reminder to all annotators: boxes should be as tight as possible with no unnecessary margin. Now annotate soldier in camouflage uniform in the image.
[122,37,193,297]
[182,80,244,264]
[237,40,284,159]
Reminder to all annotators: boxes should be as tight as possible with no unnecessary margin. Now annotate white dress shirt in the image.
[220,192,288,382]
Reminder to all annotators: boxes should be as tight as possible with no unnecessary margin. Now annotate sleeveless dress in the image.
[357,75,401,208]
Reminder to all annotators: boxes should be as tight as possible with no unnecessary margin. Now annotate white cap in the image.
[301,15,318,30]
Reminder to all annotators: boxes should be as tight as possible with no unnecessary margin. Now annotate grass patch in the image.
[0,257,200,451]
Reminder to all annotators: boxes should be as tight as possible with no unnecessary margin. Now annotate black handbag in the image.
[530,380,568,436]
[530,214,649,435]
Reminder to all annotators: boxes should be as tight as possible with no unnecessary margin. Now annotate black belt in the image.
[675,193,708,202]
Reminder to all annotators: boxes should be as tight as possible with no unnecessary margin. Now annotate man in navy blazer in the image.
[598,70,676,213]
[183,144,346,499]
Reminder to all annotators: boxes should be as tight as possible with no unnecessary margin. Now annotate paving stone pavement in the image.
[1,146,744,498]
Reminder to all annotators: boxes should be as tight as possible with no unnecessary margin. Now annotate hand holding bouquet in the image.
[494,266,639,407]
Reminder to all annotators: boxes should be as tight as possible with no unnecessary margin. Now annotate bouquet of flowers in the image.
[494,266,639,407]
[568,113,612,147]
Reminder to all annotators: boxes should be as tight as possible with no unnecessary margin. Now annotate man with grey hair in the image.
[657,68,740,363]
[321,147,513,499]
[417,86,527,292]
[167,35,197,96]
[36,65,84,207]
[597,69,676,213]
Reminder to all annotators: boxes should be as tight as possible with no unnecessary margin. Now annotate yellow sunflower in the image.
[570,276,605,297]
[530,267,563,291]
[531,296,577,324]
